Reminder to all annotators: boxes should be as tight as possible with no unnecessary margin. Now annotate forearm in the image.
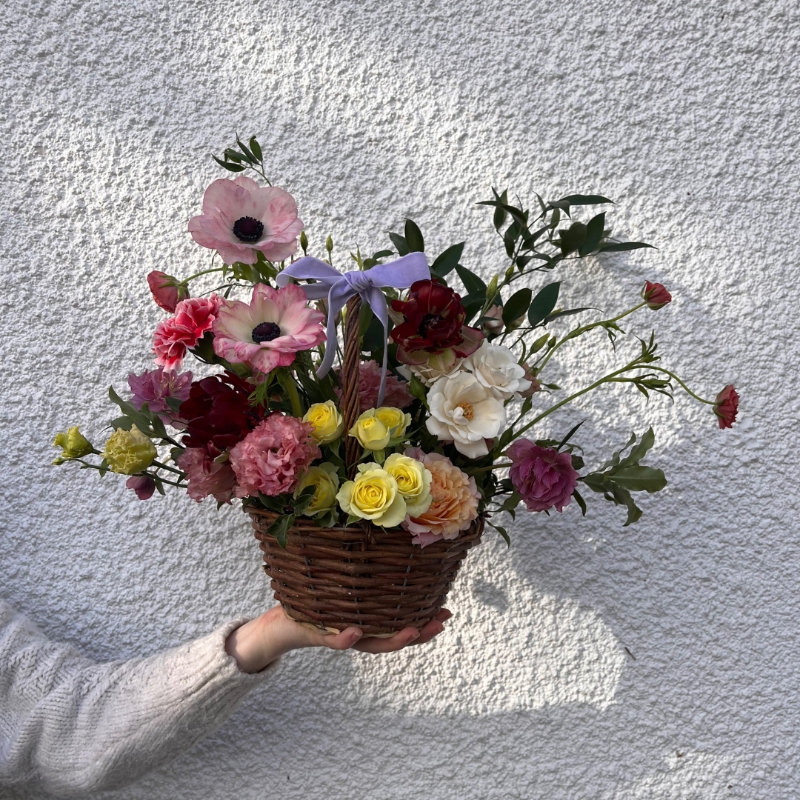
[1,604,278,797]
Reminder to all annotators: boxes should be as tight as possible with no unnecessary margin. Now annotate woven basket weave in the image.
[249,293,485,636]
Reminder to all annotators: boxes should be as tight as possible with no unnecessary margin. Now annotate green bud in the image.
[325,235,334,253]
[299,230,308,255]
[52,426,93,465]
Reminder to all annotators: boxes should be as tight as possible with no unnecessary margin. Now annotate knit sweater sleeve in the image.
[0,600,280,797]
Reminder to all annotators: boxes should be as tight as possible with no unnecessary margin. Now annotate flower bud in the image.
[325,234,334,254]
[103,425,157,475]
[481,304,504,336]
[519,365,542,398]
[147,271,189,313]
[713,384,739,429]
[303,401,344,445]
[52,426,93,465]
[642,281,672,310]
[126,475,156,500]
[349,409,391,451]
[299,230,308,255]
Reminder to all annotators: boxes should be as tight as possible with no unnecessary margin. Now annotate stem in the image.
[467,462,513,474]
[278,368,304,417]
[181,266,227,284]
[151,460,184,475]
[536,301,647,372]
[515,364,637,438]
[643,366,716,404]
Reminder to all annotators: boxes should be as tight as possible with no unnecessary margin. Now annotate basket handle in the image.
[341,294,362,476]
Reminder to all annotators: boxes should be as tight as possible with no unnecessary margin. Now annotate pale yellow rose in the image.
[383,453,432,517]
[103,425,157,475]
[374,406,412,440]
[348,409,390,451]
[52,426,93,465]
[336,463,406,527]
[303,401,344,445]
[294,462,340,517]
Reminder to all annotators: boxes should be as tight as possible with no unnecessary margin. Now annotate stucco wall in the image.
[2,0,797,797]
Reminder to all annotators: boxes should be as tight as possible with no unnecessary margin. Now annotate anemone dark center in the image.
[419,313,443,337]
[232,216,264,243]
[252,322,282,343]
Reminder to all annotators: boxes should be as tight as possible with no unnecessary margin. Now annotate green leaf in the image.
[487,521,511,548]
[618,427,655,469]
[235,136,256,163]
[579,212,605,256]
[431,243,465,278]
[499,492,521,514]
[212,155,246,172]
[597,242,655,253]
[293,485,318,515]
[542,307,594,324]
[404,219,424,252]
[249,136,262,161]
[600,432,637,471]
[559,221,587,256]
[556,421,584,451]
[456,265,487,296]
[223,148,246,163]
[573,488,587,516]
[267,514,294,548]
[611,466,667,493]
[557,194,614,206]
[388,232,409,255]
[502,288,532,326]
[528,282,561,327]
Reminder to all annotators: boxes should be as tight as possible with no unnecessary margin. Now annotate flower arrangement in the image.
[53,136,738,617]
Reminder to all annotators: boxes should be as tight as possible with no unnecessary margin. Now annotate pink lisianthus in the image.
[147,271,188,313]
[401,448,480,547]
[229,413,320,498]
[176,447,237,504]
[212,283,325,374]
[153,295,223,371]
[507,439,578,513]
[126,475,156,500]
[642,281,672,310]
[335,360,413,411]
[188,176,303,265]
[713,384,739,429]
[128,367,193,425]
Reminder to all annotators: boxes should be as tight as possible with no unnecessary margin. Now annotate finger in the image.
[319,627,363,651]
[408,609,453,646]
[353,627,420,654]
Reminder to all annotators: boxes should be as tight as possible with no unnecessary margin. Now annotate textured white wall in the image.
[2,0,797,797]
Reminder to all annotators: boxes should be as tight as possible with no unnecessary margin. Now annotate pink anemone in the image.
[188,176,303,265]
[212,283,326,374]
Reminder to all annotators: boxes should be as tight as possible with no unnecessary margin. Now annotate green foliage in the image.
[528,282,561,327]
[580,428,667,526]
[404,219,425,252]
[430,243,464,278]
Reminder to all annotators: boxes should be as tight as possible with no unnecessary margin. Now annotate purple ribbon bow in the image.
[276,253,430,406]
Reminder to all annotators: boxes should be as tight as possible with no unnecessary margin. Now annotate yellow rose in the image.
[374,406,412,440]
[336,463,407,527]
[383,453,432,517]
[303,401,344,445]
[348,409,390,451]
[294,463,340,517]
[52,426,93,465]
[103,425,157,475]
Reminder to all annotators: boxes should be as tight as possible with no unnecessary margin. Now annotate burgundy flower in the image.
[126,475,156,500]
[507,439,578,513]
[179,373,257,456]
[642,281,672,310]
[713,384,739,429]
[390,280,483,363]
[147,271,189,313]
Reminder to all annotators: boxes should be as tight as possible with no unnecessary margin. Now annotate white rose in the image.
[463,341,531,400]
[426,371,507,458]
[397,349,463,387]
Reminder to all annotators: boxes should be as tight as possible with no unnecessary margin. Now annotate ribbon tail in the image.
[315,282,354,380]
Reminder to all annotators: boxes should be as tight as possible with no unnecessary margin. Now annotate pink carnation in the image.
[335,360,414,411]
[401,448,480,547]
[212,283,326,375]
[128,367,193,424]
[177,447,237,504]
[153,295,223,371]
[229,413,320,497]
[188,176,303,265]
[507,439,578,513]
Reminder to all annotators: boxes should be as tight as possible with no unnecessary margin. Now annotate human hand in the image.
[225,605,452,673]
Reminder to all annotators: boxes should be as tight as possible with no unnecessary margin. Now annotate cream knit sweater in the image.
[0,599,279,797]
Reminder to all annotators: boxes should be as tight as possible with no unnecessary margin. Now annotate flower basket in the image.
[51,135,738,643]
[248,508,484,635]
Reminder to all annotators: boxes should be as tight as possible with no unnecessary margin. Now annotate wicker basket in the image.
[248,293,485,636]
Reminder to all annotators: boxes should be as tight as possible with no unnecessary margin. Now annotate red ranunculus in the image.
[642,281,672,310]
[390,280,484,361]
[713,384,739,429]
[147,271,188,313]
[179,373,258,456]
